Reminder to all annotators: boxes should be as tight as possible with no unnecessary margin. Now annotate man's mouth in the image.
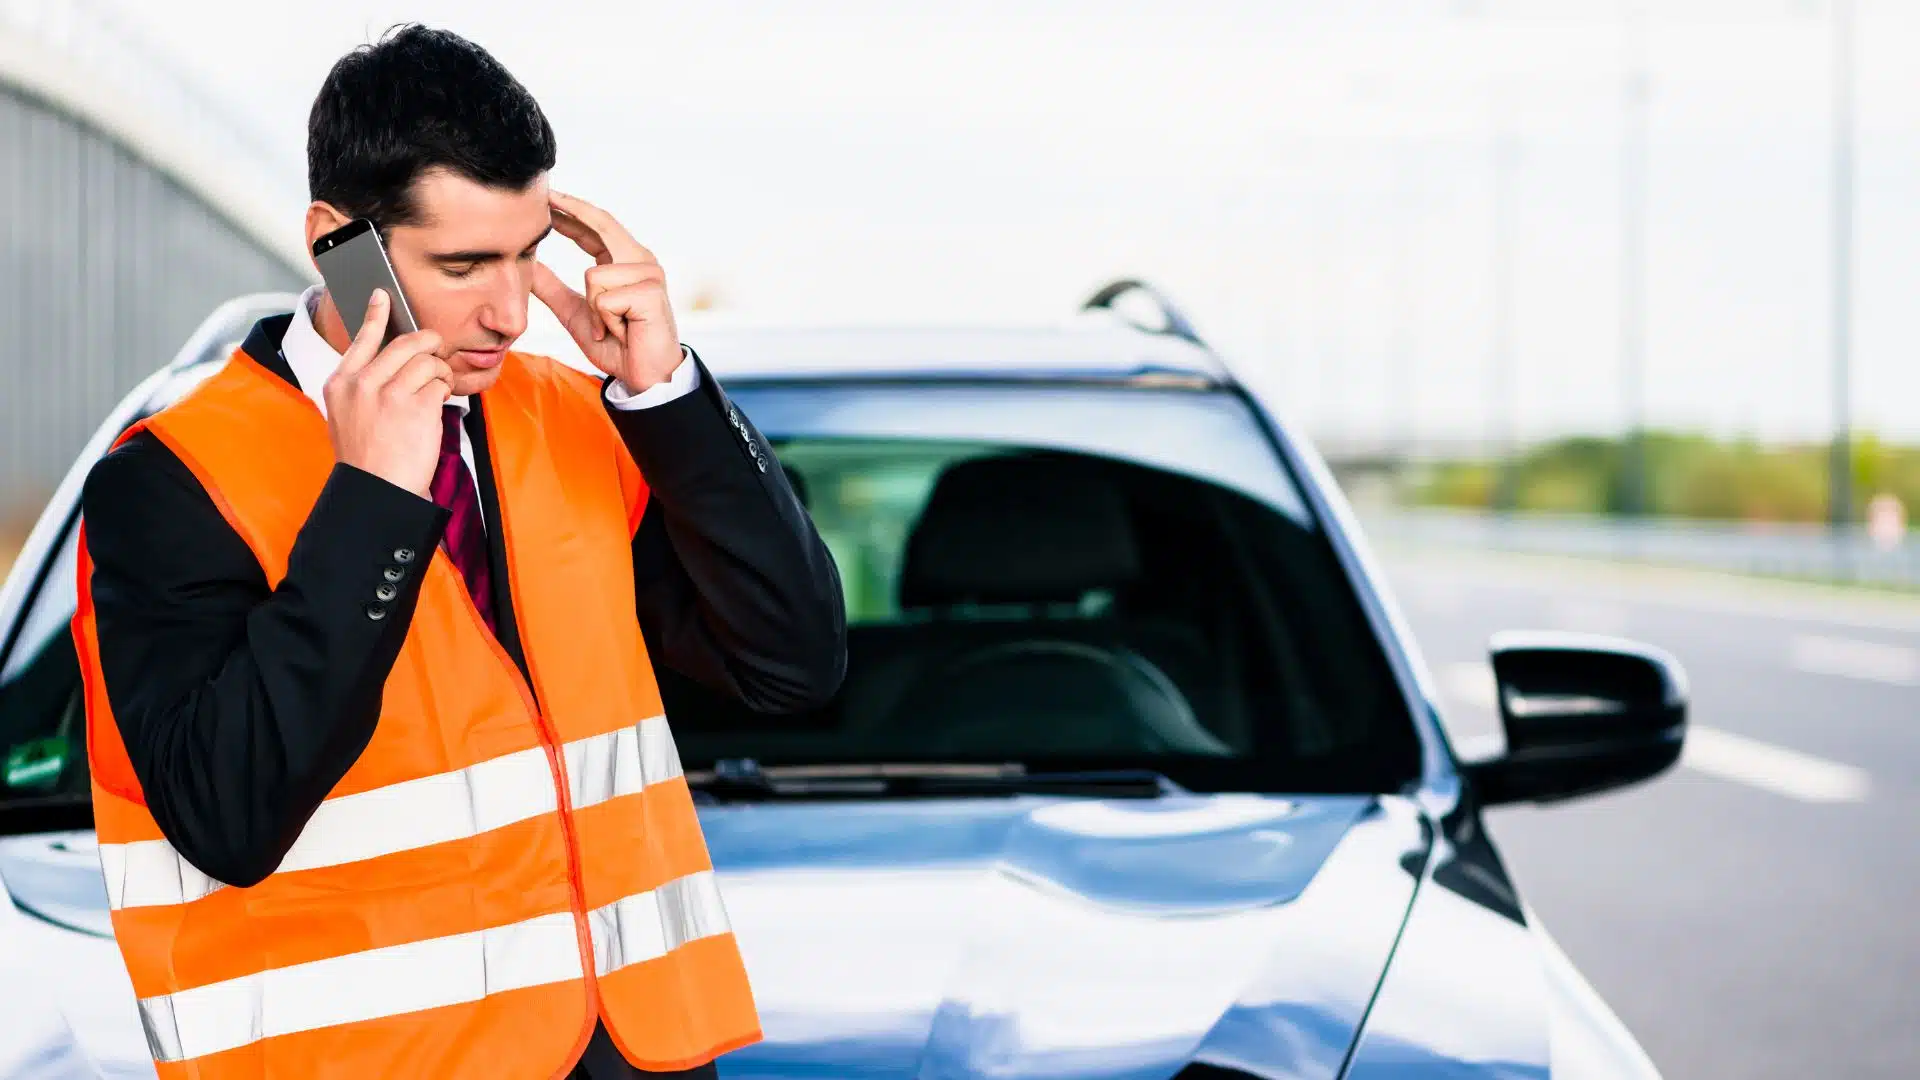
[455,347,508,369]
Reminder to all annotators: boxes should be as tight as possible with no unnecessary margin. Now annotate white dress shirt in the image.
[280,284,699,524]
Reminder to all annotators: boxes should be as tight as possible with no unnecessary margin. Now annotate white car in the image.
[0,285,1670,1078]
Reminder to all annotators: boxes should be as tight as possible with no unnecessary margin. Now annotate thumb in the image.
[532,262,590,330]
[340,288,390,372]
[532,261,614,350]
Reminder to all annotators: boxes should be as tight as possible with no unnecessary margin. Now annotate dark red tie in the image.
[430,406,496,633]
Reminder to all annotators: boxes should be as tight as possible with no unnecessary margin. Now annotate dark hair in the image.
[308,24,556,230]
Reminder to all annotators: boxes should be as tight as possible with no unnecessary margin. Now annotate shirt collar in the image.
[282,284,470,419]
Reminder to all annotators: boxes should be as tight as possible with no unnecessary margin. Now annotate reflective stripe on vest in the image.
[135,869,732,1064]
[75,345,761,1078]
[98,717,685,909]
[140,911,584,1063]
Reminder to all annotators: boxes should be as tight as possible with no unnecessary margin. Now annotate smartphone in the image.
[312,218,419,348]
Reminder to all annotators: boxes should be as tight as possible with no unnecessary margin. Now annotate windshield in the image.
[0,359,226,815]
[0,376,1422,813]
[674,381,1421,794]
[0,520,87,808]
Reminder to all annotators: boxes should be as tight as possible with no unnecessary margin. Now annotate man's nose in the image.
[481,268,529,340]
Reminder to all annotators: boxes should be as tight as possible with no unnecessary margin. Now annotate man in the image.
[72,24,845,1080]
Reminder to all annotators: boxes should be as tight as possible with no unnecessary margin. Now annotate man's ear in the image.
[304,202,353,273]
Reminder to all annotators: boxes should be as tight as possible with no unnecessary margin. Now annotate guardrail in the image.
[1359,506,1920,590]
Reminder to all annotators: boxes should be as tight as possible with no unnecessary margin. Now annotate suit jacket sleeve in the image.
[81,434,449,886]
[607,353,847,714]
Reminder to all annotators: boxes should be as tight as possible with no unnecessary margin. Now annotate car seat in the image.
[855,453,1229,757]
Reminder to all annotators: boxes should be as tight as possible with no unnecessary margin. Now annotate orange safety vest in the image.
[71,343,761,1079]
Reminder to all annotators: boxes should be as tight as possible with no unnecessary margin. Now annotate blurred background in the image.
[0,1,1915,1076]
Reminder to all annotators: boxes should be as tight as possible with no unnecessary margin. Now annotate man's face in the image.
[382,168,552,397]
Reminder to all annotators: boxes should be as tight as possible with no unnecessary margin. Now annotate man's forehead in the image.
[404,169,551,247]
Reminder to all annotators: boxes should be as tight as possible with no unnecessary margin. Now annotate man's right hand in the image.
[323,289,451,499]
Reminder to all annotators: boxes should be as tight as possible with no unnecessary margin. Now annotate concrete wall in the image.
[0,79,308,514]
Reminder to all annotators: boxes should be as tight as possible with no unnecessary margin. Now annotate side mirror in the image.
[1464,631,1687,806]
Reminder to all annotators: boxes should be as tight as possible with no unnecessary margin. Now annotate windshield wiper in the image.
[686,759,1176,801]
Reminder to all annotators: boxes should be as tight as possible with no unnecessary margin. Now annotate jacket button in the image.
[375,583,398,603]
[365,603,389,622]
[383,566,406,583]
[394,547,416,565]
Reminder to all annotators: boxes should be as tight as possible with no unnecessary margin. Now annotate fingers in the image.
[591,282,671,346]
[539,193,666,352]
[584,263,664,344]
[584,262,662,294]
[548,207,610,265]
[549,190,653,265]
[591,282,658,321]
[323,323,445,421]
[395,352,454,398]
[338,289,392,373]
[361,329,445,388]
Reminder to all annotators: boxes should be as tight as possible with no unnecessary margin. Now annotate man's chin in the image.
[448,365,505,399]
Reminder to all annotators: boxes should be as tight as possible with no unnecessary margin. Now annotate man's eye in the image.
[444,265,479,279]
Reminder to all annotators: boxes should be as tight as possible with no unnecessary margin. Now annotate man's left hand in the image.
[532,190,684,392]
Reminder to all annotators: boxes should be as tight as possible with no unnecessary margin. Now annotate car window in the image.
[0,523,87,800]
[670,383,1421,795]
[0,377,1423,811]
[731,382,1313,524]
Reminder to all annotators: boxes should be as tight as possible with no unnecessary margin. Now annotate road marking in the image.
[1788,634,1919,686]
[1435,660,1871,804]
[1383,549,1920,634]
[1681,726,1871,804]
[1395,577,1466,616]
[1548,599,1630,638]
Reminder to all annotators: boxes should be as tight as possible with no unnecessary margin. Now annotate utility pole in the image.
[1315,205,1345,452]
[1491,96,1520,514]
[1620,1,1650,516]
[1389,148,1417,475]
[1828,0,1856,532]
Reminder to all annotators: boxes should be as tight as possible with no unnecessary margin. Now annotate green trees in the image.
[1411,433,1916,523]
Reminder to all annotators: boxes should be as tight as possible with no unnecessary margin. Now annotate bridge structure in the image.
[0,0,312,516]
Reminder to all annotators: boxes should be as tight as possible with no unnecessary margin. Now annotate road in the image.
[1377,548,1919,1080]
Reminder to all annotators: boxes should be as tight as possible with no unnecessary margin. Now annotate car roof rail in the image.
[166,292,304,371]
[1080,279,1209,351]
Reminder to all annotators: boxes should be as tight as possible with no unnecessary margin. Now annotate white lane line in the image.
[1393,577,1468,618]
[1434,660,1871,804]
[1788,634,1919,686]
[1548,599,1630,638]
[1383,548,1920,634]
[1681,726,1872,804]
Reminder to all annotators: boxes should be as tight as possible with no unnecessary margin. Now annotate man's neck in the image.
[313,290,353,355]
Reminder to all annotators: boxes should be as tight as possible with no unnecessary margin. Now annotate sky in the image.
[39,0,1920,446]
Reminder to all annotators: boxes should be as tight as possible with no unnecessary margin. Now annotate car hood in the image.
[0,793,1431,1080]
[701,792,1429,1079]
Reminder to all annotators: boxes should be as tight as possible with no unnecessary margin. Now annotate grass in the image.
[1409,431,1920,523]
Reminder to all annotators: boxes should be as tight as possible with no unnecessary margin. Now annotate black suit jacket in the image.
[79,315,846,1079]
